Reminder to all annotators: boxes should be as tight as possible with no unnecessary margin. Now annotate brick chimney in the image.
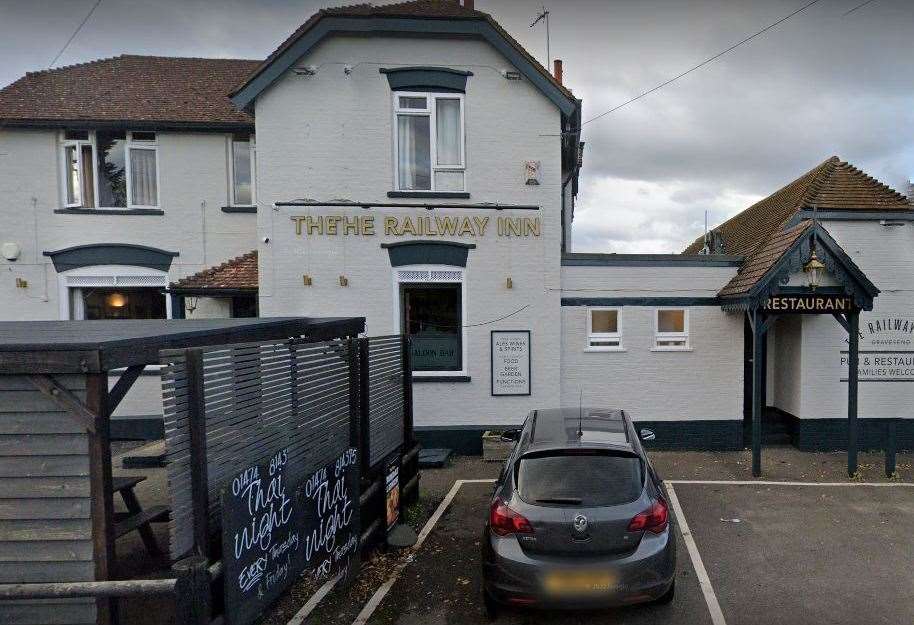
[553,59,563,85]
[461,0,474,10]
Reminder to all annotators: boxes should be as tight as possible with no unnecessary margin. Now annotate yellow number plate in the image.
[543,571,616,596]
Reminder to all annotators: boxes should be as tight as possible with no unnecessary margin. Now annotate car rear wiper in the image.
[535,497,583,505]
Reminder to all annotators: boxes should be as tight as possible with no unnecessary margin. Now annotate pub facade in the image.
[0,0,911,458]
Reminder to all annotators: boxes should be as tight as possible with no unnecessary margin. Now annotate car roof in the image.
[524,407,633,453]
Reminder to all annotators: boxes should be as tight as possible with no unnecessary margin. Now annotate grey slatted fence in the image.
[367,336,406,467]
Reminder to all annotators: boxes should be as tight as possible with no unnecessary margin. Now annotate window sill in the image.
[650,347,693,352]
[221,206,257,213]
[54,208,164,216]
[388,191,470,199]
[584,347,627,353]
[412,375,471,383]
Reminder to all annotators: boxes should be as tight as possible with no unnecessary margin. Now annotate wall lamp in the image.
[293,65,318,76]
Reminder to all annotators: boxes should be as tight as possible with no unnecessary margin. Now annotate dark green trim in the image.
[563,253,743,267]
[230,16,577,116]
[381,66,472,92]
[0,119,253,133]
[562,297,721,307]
[634,420,743,451]
[54,208,164,216]
[784,415,913,452]
[277,200,539,210]
[221,206,257,213]
[44,243,179,272]
[412,375,471,383]
[387,191,470,199]
[382,240,475,267]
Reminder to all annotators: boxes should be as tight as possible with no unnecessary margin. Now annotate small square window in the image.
[130,131,156,142]
[398,96,427,110]
[654,309,689,350]
[587,308,622,350]
[64,130,89,141]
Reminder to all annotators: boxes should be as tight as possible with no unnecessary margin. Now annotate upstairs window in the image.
[231,134,255,206]
[654,308,690,350]
[61,130,159,208]
[586,308,623,350]
[393,93,464,191]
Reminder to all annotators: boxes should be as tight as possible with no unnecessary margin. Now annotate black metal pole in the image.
[751,309,764,477]
[885,419,897,477]
[847,311,859,477]
[359,338,371,473]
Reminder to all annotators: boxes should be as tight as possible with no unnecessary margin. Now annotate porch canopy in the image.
[0,317,364,625]
[718,221,879,476]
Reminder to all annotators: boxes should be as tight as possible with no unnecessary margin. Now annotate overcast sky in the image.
[1,0,911,252]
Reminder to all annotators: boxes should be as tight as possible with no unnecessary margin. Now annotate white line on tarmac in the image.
[668,480,914,487]
[665,482,728,625]
[285,573,341,625]
[351,478,496,625]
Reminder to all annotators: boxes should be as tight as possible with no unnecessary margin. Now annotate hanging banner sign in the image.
[222,449,302,625]
[491,330,531,396]
[765,294,856,313]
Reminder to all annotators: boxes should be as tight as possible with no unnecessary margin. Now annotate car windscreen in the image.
[516,451,643,507]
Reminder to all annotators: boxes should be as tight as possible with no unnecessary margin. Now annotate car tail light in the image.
[628,498,669,534]
[489,498,533,536]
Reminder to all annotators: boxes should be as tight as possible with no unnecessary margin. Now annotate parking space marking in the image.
[665,483,727,625]
[351,479,496,625]
[286,573,341,625]
[668,480,914,487]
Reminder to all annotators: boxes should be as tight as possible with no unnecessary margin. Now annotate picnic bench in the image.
[111,475,169,556]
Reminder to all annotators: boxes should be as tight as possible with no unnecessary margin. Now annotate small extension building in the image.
[0,0,911,457]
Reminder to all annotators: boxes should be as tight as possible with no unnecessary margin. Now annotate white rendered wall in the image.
[255,35,564,428]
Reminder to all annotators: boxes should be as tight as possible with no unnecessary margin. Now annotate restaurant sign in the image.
[765,294,856,313]
[841,315,914,382]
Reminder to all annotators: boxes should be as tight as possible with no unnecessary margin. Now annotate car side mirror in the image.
[639,428,656,442]
[500,429,521,442]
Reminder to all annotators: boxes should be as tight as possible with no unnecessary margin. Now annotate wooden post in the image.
[347,338,361,449]
[86,372,117,625]
[847,311,859,477]
[751,309,765,478]
[358,338,371,473]
[173,556,211,625]
[401,335,414,449]
[885,419,897,477]
[185,348,211,558]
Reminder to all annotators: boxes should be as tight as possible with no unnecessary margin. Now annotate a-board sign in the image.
[491,330,531,396]
[300,448,360,582]
[385,461,400,531]
[222,449,302,625]
[221,448,360,625]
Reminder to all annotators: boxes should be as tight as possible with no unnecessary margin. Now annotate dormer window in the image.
[393,92,464,192]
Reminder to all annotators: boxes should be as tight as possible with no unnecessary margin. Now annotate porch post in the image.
[751,308,764,477]
[847,310,859,476]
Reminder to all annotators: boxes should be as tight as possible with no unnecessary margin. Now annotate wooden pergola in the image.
[0,317,364,625]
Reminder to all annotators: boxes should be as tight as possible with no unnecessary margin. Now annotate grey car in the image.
[481,408,676,617]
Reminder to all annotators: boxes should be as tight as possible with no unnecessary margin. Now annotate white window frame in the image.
[653,307,691,351]
[585,307,624,351]
[391,265,467,377]
[392,92,466,192]
[57,265,172,320]
[229,134,256,206]
[59,130,160,209]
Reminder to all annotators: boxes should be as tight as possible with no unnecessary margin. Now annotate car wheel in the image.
[654,580,675,605]
[483,589,498,620]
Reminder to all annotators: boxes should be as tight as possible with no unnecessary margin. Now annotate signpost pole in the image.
[847,311,859,477]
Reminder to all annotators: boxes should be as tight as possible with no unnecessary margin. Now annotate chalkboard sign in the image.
[221,448,360,625]
[300,448,360,582]
[222,448,303,625]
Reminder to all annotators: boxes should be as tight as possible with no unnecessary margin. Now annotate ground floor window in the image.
[72,287,166,320]
[231,296,259,318]
[401,283,462,372]
[654,308,689,350]
[587,307,623,350]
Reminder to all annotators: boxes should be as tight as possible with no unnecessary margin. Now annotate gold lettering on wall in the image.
[293,214,539,238]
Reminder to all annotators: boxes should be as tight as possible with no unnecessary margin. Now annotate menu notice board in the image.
[490,330,531,396]
[221,448,360,625]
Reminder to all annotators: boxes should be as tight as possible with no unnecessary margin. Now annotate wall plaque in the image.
[491,330,531,396]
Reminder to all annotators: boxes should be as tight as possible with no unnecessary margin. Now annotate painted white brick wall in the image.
[254,35,564,428]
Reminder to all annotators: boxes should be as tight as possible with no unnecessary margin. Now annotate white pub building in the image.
[0,0,911,472]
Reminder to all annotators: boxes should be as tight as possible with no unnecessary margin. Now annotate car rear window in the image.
[516,452,643,507]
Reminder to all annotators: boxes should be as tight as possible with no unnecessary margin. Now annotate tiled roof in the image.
[0,55,259,127]
[235,0,576,102]
[718,221,812,298]
[684,156,911,256]
[171,251,258,292]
